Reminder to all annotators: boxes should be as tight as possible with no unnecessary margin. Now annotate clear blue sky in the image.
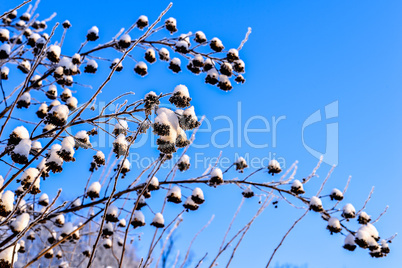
[2,0,402,267]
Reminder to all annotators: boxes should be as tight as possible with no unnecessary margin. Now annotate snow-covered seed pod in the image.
[84,59,98,73]
[118,34,131,49]
[136,195,147,210]
[147,176,160,191]
[60,88,72,102]
[47,45,61,62]
[342,203,356,220]
[47,231,57,244]
[177,155,190,172]
[54,214,65,227]
[30,75,42,88]
[42,124,56,136]
[18,240,26,253]
[113,134,128,158]
[32,20,46,30]
[235,74,246,84]
[175,40,189,54]
[86,26,99,41]
[38,193,49,206]
[46,145,64,173]
[27,230,35,240]
[58,136,76,162]
[358,211,371,225]
[27,33,41,47]
[75,130,91,149]
[110,58,123,72]
[82,246,91,257]
[220,62,233,77]
[103,238,112,249]
[242,187,254,198]
[15,185,24,196]
[235,157,248,173]
[90,151,106,172]
[16,92,31,109]
[1,66,9,80]
[55,250,62,259]
[10,213,30,234]
[205,69,219,85]
[144,91,160,115]
[176,128,190,148]
[113,120,128,136]
[187,61,201,74]
[53,66,64,79]
[102,222,114,237]
[136,15,149,30]
[169,85,192,108]
[20,167,41,194]
[381,239,390,254]
[203,58,214,72]
[118,218,127,228]
[59,261,69,267]
[156,132,177,154]
[87,182,101,200]
[144,48,156,63]
[21,29,32,38]
[165,17,177,34]
[326,217,342,234]
[166,186,182,203]
[117,238,124,247]
[11,139,31,164]
[131,211,145,228]
[20,12,31,21]
[134,61,148,76]
[18,60,31,74]
[0,191,14,216]
[62,20,71,28]
[69,54,81,66]
[105,205,119,223]
[227,48,239,62]
[194,31,207,43]
[369,247,383,258]
[66,97,78,110]
[268,159,282,175]
[183,196,199,211]
[0,29,9,42]
[233,59,245,73]
[169,57,181,73]
[159,47,170,61]
[153,113,172,136]
[210,37,224,52]
[290,179,305,195]
[368,237,380,251]
[46,85,58,100]
[8,126,29,146]
[329,188,343,201]
[209,168,223,186]
[355,229,371,248]
[7,10,17,19]
[0,243,20,267]
[217,75,232,91]
[151,213,165,228]
[309,196,323,212]
[362,223,380,241]
[343,233,357,251]
[191,187,204,204]
[10,34,23,44]
[30,141,42,156]
[64,75,74,86]
[116,158,131,178]
[71,198,82,208]
[45,105,69,126]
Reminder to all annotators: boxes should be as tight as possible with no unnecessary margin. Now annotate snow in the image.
[59,57,72,69]
[14,139,31,157]
[180,154,190,164]
[234,60,245,72]
[184,196,197,209]
[88,182,101,194]
[342,203,356,217]
[103,238,112,248]
[0,29,9,40]
[328,217,341,229]
[152,212,164,225]
[54,214,65,226]
[359,223,379,240]
[21,167,40,184]
[106,205,118,218]
[171,57,181,65]
[134,211,145,222]
[118,158,131,171]
[219,74,230,84]
[119,218,126,227]
[49,100,61,109]
[21,12,31,20]
[148,176,159,189]
[135,61,147,70]
[1,191,14,213]
[228,48,239,58]
[113,134,128,155]
[146,48,156,58]
[72,53,81,63]
[88,26,99,35]
[61,88,72,100]
[19,60,31,72]
[29,33,41,43]
[39,193,49,205]
[358,211,371,222]
[211,168,223,179]
[96,151,105,160]
[103,222,114,233]
[330,188,343,200]
[11,213,30,232]
[48,45,61,57]
[61,136,75,151]
[355,229,371,243]
[114,120,128,133]
[1,66,9,75]
[167,186,181,199]
[173,84,190,98]
[0,242,20,265]
[87,59,98,68]
[175,40,188,51]
[119,34,131,43]
[72,198,81,207]
[19,92,31,103]
[309,196,322,207]
[291,179,303,192]
[165,17,176,26]
[61,222,74,236]
[268,159,281,173]
[49,105,69,122]
[159,48,169,60]
[192,187,204,200]
[75,130,90,145]
[66,97,78,109]
[138,15,148,24]
[207,69,219,79]
[195,31,207,42]
[344,233,356,245]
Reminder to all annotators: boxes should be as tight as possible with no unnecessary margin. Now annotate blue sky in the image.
[2,0,402,267]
